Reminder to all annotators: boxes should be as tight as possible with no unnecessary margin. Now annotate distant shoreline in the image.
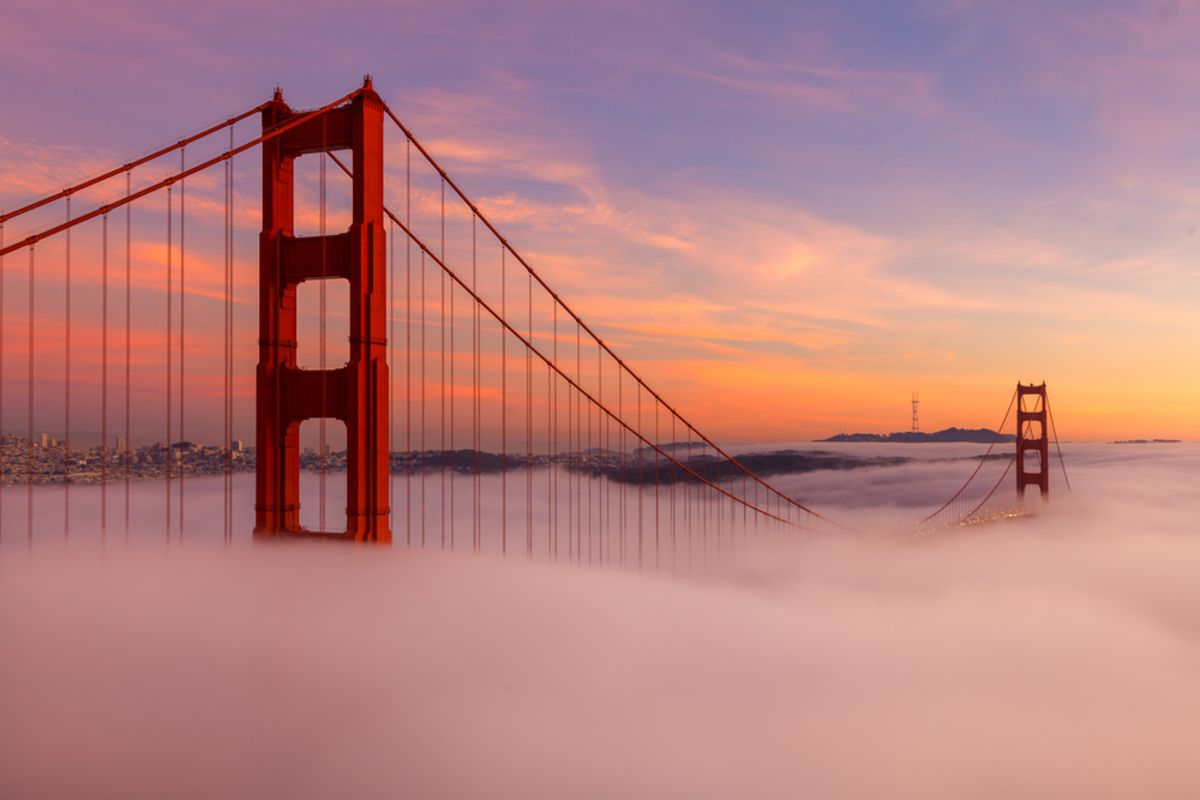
[817,427,1015,444]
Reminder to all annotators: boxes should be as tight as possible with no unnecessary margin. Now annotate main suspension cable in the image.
[101,210,108,546]
[388,214,800,527]
[1047,395,1072,493]
[915,387,1018,527]
[379,102,839,530]
[165,185,173,546]
[0,102,270,226]
[64,196,71,543]
[124,171,131,545]
[178,148,186,540]
[1,89,364,259]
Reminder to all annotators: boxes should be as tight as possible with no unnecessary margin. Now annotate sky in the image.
[1,0,1198,443]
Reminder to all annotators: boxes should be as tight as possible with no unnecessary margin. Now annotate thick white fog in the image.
[1,442,1198,799]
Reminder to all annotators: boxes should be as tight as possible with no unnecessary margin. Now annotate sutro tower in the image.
[911,392,920,432]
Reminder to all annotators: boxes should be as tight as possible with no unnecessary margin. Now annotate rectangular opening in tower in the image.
[292,152,352,238]
[295,278,350,369]
[297,417,348,533]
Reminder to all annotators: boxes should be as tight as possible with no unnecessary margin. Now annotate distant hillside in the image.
[818,427,1015,444]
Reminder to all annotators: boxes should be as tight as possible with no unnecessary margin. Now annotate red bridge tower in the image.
[255,80,390,542]
[1016,382,1049,498]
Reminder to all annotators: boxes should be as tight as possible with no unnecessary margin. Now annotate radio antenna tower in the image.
[911,392,920,432]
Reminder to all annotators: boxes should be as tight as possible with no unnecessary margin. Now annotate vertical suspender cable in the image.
[686,437,692,570]
[101,212,108,547]
[389,215,395,538]
[472,214,479,552]
[64,196,71,543]
[702,435,708,564]
[671,414,676,569]
[607,376,614,565]
[319,145,327,531]
[743,470,747,533]
[27,245,35,553]
[224,149,231,547]
[229,137,236,545]
[125,171,131,545]
[0,221,5,549]
[405,137,412,547]
[228,135,235,546]
[588,350,592,563]
[618,369,624,565]
[500,247,507,556]
[578,323,583,563]
[637,383,643,568]
[715,448,721,560]
[587,352,593,563]
[597,348,603,563]
[566,323,572,562]
[419,247,427,546]
[526,270,532,558]
[440,180,446,549]
[715,443,724,556]
[448,205,455,550]
[178,149,185,539]
[224,127,235,547]
[751,464,757,536]
[546,345,552,559]
[551,301,557,560]
[165,186,172,546]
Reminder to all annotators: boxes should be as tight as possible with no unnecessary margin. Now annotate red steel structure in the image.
[0,81,1069,559]
[1016,382,1050,498]
[255,80,390,541]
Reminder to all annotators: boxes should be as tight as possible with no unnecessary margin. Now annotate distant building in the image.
[231,439,244,453]
[40,432,49,449]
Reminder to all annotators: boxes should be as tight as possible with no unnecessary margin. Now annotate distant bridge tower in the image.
[1016,382,1049,498]
[911,392,919,432]
[255,79,391,542]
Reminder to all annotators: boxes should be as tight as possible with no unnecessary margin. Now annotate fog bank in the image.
[1,443,1198,798]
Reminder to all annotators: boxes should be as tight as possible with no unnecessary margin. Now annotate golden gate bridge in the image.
[0,78,1068,564]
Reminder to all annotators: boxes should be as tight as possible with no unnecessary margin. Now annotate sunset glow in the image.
[3,1,1197,442]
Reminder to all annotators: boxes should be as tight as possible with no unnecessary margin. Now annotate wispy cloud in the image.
[677,50,943,117]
